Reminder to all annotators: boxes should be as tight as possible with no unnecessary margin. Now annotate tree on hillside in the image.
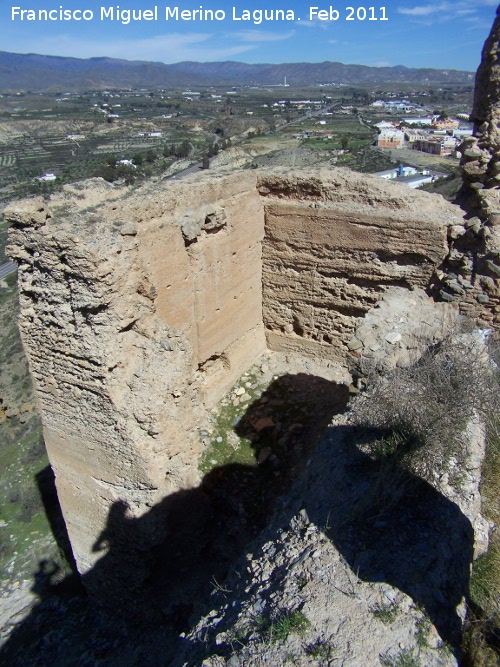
[434,109,449,121]
[175,141,191,158]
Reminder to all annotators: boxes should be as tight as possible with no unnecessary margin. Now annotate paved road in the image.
[0,261,17,280]
[166,161,206,181]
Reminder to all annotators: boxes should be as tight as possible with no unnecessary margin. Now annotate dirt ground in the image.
[382,145,460,174]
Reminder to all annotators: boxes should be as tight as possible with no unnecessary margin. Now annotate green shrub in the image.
[270,610,310,643]
[356,333,497,490]
[253,609,310,644]
[5,272,17,288]
[370,601,399,625]
[16,483,43,523]
[305,639,335,658]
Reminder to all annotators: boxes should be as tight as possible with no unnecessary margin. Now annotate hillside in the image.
[0,51,475,92]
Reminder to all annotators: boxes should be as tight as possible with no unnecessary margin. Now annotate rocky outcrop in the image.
[462,6,500,196]
[5,167,464,599]
[450,7,500,320]
[173,292,494,667]
[350,287,458,375]
[174,380,481,667]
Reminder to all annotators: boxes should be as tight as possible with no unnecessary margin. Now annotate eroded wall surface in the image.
[259,169,460,358]
[5,166,464,595]
[5,172,265,587]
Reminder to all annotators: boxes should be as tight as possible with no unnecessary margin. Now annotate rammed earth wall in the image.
[5,166,464,591]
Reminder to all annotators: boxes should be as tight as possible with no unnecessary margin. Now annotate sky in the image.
[0,0,498,71]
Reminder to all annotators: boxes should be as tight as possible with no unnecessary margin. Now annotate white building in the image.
[400,174,435,188]
[405,129,429,143]
[374,165,439,189]
[453,128,474,138]
[376,168,399,180]
[375,165,418,180]
[377,128,406,148]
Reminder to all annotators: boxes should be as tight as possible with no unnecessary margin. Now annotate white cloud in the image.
[465,18,496,31]
[398,0,498,18]
[296,19,329,29]
[3,28,298,63]
[397,3,452,17]
[2,33,257,62]
[233,30,295,42]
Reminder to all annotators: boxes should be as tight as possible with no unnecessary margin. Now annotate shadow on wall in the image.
[35,465,79,578]
[0,374,473,666]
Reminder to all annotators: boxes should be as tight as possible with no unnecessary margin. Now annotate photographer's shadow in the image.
[302,424,474,654]
[0,374,474,664]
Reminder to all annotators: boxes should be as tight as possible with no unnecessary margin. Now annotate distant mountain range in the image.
[0,51,475,92]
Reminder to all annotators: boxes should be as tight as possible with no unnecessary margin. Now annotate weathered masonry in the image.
[5,166,462,587]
